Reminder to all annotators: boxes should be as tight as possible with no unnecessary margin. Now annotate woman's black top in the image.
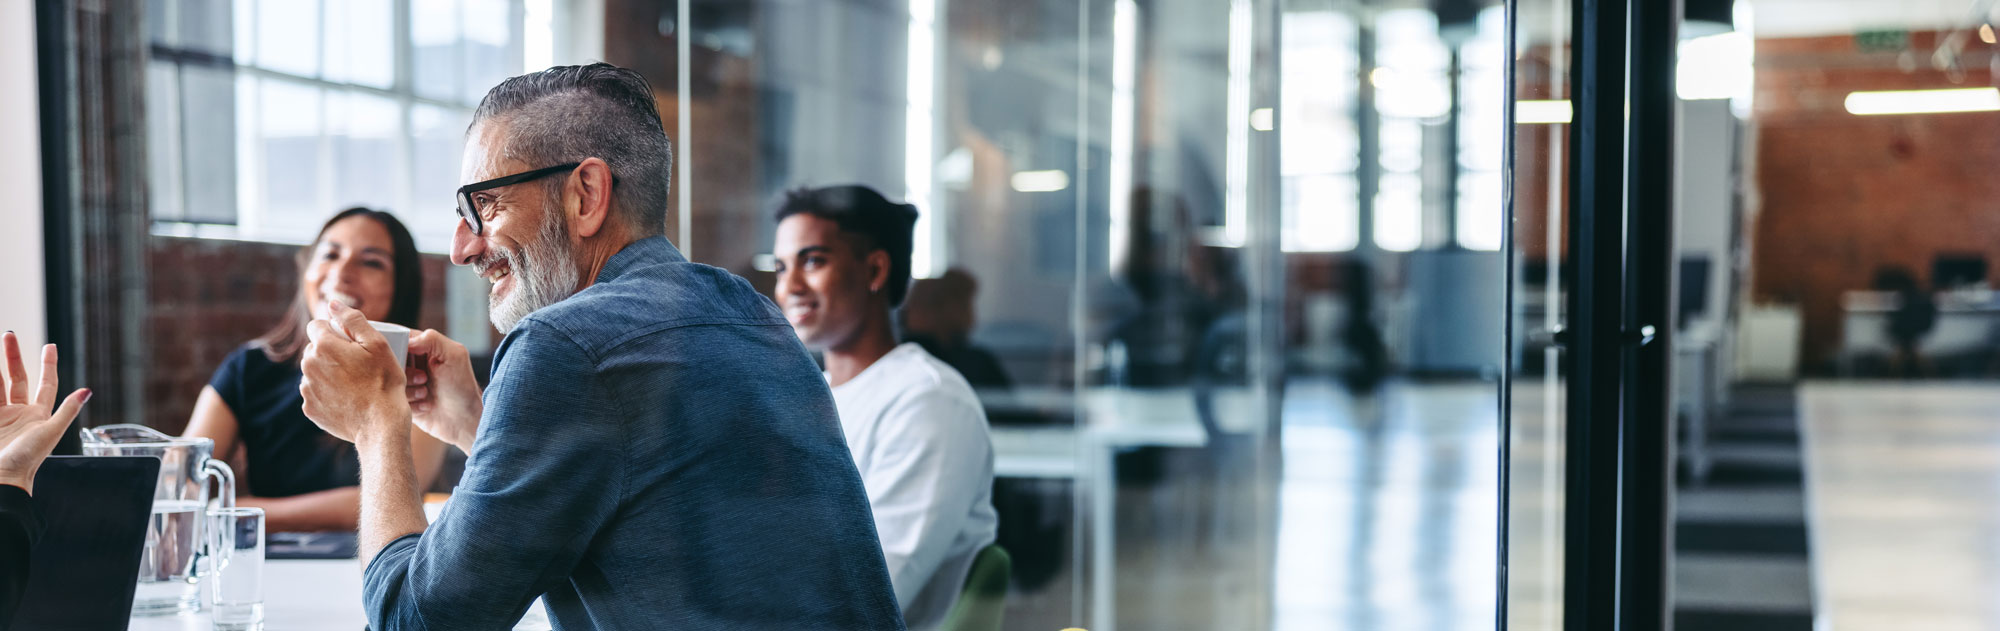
[0,484,37,624]
[208,344,361,498]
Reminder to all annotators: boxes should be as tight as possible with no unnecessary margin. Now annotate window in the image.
[1454,6,1507,251]
[1280,11,1360,252]
[1372,9,1450,252]
[149,0,527,253]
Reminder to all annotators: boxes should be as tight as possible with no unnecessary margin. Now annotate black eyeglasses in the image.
[455,162,581,236]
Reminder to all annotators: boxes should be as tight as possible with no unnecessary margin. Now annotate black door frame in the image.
[1502,0,1680,627]
[1621,0,1680,628]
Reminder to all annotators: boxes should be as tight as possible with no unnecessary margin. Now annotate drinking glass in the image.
[208,507,265,631]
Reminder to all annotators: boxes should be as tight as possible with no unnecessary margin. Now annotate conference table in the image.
[127,500,553,631]
[124,559,553,631]
[127,387,1259,631]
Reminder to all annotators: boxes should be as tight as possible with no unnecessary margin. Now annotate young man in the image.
[771,185,999,630]
[297,65,902,630]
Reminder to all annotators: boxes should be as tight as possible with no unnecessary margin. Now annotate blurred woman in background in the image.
[184,207,445,532]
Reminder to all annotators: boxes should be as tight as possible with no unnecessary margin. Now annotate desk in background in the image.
[1839,290,2000,376]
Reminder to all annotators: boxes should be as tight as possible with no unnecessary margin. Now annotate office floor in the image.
[1802,381,2000,631]
[992,378,2000,631]
[1673,384,1815,630]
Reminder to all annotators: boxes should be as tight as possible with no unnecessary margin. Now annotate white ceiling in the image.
[1749,0,1990,38]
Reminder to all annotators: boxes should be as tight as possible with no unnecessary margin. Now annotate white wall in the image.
[1678,98,1736,332]
[0,1,46,352]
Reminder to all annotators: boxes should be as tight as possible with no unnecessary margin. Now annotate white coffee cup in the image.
[369,321,410,369]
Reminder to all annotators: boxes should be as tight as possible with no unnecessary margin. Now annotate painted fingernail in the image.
[80,388,93,403]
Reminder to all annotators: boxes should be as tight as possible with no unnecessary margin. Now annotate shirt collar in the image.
[595,235,687,285]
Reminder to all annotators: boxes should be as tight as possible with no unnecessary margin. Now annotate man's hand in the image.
[405,329,483,453]
[300,302,411,447]
[0,332,91,494]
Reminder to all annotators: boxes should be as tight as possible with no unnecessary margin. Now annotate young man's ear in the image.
[866,249,892,296]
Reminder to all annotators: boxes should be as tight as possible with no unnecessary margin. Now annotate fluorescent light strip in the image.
[1845,88,2000,116]
[1516,99,1572,124]
[1011,170,1070,193]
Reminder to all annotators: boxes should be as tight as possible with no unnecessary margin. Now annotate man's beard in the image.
[477,212,579,334]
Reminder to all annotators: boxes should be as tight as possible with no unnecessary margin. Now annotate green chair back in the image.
[938,544,1011,631]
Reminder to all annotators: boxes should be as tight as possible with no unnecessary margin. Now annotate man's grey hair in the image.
[470,63,672,236]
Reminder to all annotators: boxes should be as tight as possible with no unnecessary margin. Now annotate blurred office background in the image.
[6,0,2000,629]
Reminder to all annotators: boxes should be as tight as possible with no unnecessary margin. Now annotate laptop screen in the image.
[10,456,160,631]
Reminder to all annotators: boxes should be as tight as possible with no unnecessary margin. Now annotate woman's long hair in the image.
[254,207,425,363]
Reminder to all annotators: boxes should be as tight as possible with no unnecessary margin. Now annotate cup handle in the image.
[205,459,236,509]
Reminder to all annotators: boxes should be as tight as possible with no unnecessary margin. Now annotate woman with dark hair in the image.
[184,208,445,532]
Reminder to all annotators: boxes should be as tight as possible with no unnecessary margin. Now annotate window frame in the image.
[148,0,527,254]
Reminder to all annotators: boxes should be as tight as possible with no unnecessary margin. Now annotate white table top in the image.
[127,500,552,631]
[984,386,1264,480]
[123,559,554,631]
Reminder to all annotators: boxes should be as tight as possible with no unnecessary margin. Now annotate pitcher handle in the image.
[205,509,235,578]
[205,459,236,509]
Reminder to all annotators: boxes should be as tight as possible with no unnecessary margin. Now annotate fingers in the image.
[407,329,442,356]
[328,301,379,344]
[306,318,345,345]
[298,379,320,422]
[408,329,460,367]
[406,386,433,415]
[16,388,89,463]
[3,332,24,405]
[32,345,57,410]
[41,388,90,438]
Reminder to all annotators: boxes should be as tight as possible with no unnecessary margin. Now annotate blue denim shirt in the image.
[363,236,905,630]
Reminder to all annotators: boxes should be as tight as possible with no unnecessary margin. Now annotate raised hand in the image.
[0,332,91,494]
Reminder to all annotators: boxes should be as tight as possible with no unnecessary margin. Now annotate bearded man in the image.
[295,63,903,630]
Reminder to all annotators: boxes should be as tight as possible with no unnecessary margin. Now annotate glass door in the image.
[1504,0,1681,628]
[1504,0,1571,624]
[653,0,1513,628]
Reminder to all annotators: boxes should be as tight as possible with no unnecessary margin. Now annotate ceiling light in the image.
[1011,170,1070,193]
[1516,100,1572,124]
[1844,88,2000,116]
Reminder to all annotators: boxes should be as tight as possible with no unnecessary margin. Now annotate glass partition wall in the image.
[1506,0,1570,626]
[58,0,1521,628]
[640,0,1510,628]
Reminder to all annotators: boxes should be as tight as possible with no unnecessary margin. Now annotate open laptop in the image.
[9,456,160,631]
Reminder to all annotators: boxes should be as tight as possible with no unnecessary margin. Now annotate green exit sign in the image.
[1856,30,1910,52]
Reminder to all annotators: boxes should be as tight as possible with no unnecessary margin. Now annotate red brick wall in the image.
[144,236,451,433]
[1749,32,2000,371]
[604,0,766,275]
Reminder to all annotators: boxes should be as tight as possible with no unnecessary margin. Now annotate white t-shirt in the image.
[830,343,1000,631]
